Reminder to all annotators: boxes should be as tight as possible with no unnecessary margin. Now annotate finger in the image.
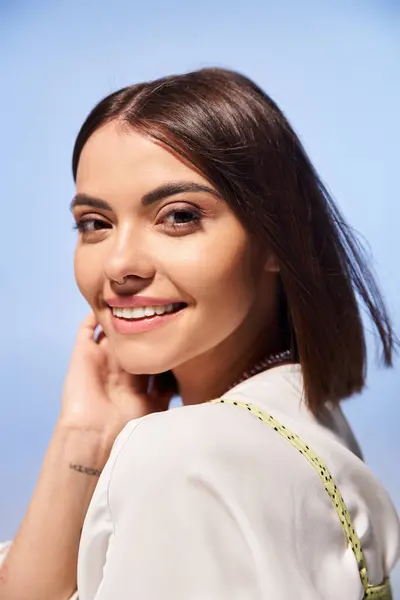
[105,345,149,395]
[76,312,99,342]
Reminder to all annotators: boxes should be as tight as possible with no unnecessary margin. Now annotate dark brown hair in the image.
[72,67,396,414]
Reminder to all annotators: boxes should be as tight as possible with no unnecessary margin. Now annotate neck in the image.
[173,315,284,405]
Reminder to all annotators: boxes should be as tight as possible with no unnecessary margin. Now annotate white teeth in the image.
[111,303,181,320]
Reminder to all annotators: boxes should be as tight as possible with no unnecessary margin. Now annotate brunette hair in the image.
[72,67,396,414]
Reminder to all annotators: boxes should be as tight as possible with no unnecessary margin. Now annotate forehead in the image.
[76,122,207,198]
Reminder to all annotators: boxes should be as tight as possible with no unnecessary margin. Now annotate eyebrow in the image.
[141,181,221,206]
[70,181,220,212]
[70,194,112,212]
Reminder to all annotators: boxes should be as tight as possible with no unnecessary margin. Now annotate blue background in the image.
[1,0,399,592]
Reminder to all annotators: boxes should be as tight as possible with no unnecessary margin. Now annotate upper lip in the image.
[105,296,184,308]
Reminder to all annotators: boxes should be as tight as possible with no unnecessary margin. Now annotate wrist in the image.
[51,421,116,471]
[55,418,118,446]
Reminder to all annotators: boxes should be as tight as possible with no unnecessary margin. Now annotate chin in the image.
[113,343,178,376]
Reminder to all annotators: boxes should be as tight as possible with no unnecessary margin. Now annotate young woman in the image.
[1,68,399,600]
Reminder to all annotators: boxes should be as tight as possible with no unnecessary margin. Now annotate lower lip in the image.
[110,307,186,334]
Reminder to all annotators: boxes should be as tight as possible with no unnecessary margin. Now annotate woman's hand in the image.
[59,312,173,442]
[0,313,174,600]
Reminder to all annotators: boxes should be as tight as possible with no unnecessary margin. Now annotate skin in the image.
[73,122,281,404]
[0,122,281,600]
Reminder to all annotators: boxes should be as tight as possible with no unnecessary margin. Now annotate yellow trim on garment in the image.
[211,398,392,600]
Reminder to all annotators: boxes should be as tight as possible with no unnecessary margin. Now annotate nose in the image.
[104,226,155,293]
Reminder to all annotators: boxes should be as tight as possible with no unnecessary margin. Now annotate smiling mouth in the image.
[111,302,187,321]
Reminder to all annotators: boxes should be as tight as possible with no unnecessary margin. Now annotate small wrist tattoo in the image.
[69,463,102,477]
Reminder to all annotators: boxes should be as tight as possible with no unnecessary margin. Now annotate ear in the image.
[264,252,280,273]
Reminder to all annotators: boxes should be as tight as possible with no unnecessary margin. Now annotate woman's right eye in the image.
[74,218,111,234]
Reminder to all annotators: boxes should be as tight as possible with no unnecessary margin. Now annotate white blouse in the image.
[2,365,399,599]
[77,364,400,599]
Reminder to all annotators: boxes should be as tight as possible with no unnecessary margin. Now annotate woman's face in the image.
[73,122,278,375]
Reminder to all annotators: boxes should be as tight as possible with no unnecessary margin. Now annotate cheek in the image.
[161,226,263,315]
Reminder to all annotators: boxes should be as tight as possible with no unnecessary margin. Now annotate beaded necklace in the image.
[230,349,292,389]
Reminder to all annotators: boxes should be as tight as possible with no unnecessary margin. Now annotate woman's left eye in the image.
[158,207,203,233]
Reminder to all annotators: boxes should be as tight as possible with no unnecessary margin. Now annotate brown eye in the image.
[164,209,200,226]
[156,205,204,236]
[74,218,111,233]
